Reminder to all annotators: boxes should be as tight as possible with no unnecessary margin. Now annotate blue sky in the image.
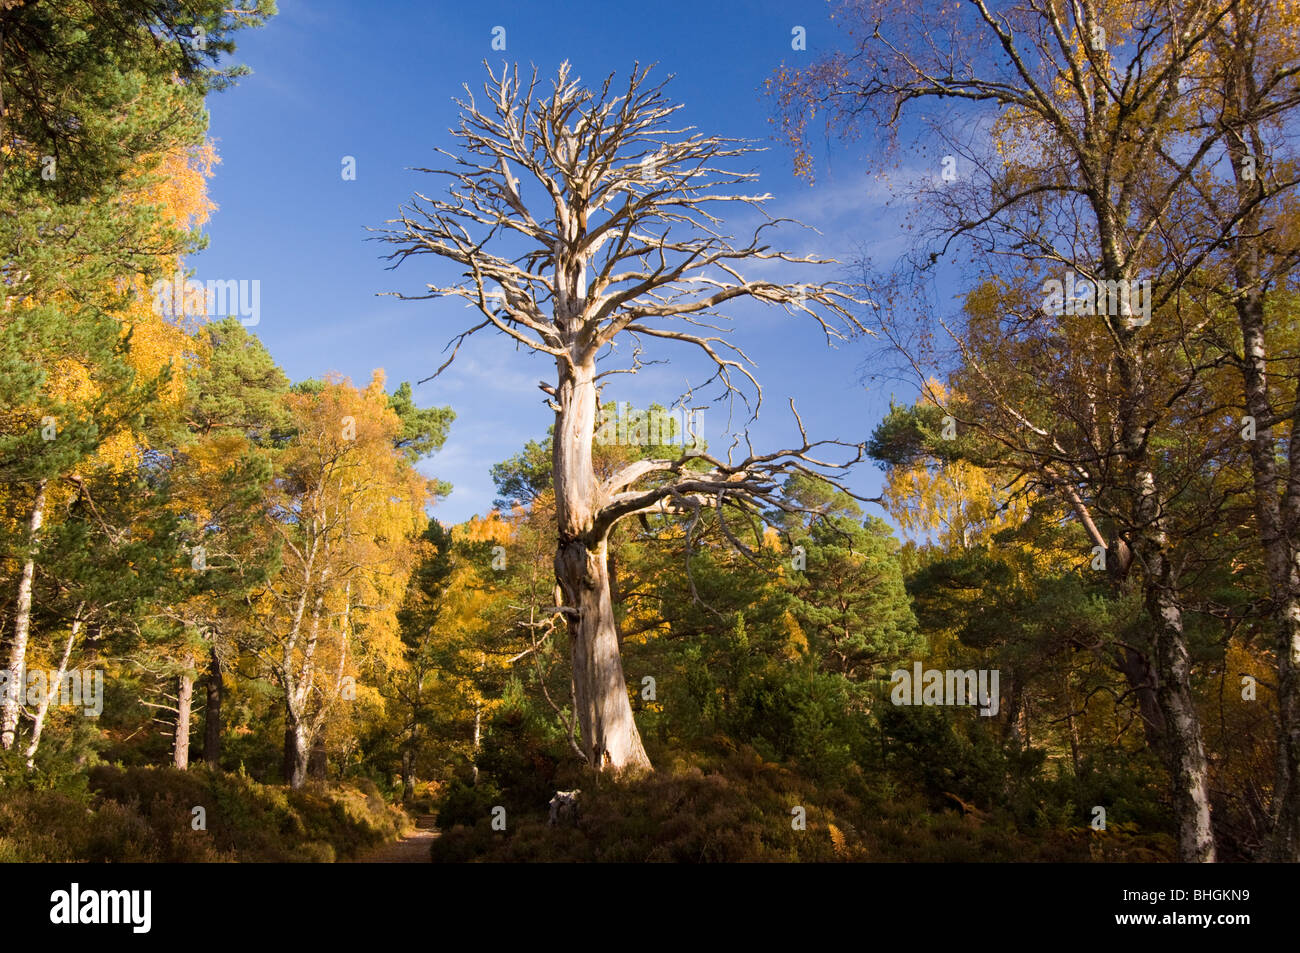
[194,0,923,523]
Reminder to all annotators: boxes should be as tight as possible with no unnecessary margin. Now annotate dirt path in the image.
[352,814,439,863]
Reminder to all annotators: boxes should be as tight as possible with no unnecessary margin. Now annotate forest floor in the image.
[352,814,439,863]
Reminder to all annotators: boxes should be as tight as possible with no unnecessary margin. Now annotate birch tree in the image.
[0,0,272,748]
[251,374,428,788]
[767,0,1290,861]
[379,62,867,774]
[1192,0,1300,861]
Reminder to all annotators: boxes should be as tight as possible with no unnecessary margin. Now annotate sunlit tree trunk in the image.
[1115,244,1214,860]
[1200,0,1300,863]
[1129,459,1215,862]
[24,614,80,768]
[553,359,651,774]
[471,699,482,785]
[1233,285,1300,861]
[283,720,309,789]
[1,479,46,750]
[173,651,193,769]
[1224,122,1300,858]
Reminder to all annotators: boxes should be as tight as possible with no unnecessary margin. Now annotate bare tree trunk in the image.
[553,360,651,775]
[401,748,415,803]
[1115,645,1169,757]
[1057,661,1079,776]
[558,538,650,773]
[1233,270,1300,860]
[1065,712,1081,779]
[1134,490,1215,862]
[282,569,326,789]
[1215,27,1300,860]
[1102,220,1214,860]
[1151,599,1216,863]
[203,645,222,767]
[471,700,481,785]
[173,656,192,770]
[283,719,309,789]
[24,614,80,769]
[2,479,46,750]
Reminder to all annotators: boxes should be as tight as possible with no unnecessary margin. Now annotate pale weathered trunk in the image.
[552,358,650,774]
[1099,229,1214,860]
[283,719,309,789]
[282,567,325,788]
[471,700,481,785]
[173,651,193,770]
[283,575,316,789]
[557,538,651,773]
[24,615,80,768]
[203,645,222,767]
[1132,464,1215,862]
[2,479,46,750]
[1219,51,1300,859]
[1234,283,1300,860]
[1244,320,1300,860]
[1150,585,1216,861]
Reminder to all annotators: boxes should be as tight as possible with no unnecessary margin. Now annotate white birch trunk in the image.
[2,479,46,750]
[24,613,80,768]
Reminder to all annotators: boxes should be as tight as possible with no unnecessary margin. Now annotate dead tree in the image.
[379,61,867,774]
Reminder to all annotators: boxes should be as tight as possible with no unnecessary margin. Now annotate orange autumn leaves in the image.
[252,372,433,726]
[44,139,220,472]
